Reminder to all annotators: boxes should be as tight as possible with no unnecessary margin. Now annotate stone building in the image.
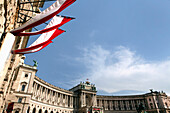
[0,0,170,113]
[2,59,170,113]
[0,0,44,112]
[97,91,170,113]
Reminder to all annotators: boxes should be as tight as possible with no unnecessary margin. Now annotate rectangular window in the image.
[18,98,22,103]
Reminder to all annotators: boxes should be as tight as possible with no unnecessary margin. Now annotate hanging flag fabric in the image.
[11,29,65,54]
[13,16,74,36]
[30,29,65,48]
[12,41,53,54]
[10,0,76,34]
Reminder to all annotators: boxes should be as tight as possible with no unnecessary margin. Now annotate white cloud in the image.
[77,45,170,95]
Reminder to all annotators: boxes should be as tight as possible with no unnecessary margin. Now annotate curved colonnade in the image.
[97,95,146,112]
[10,64,170,113]
[28,76,74,113]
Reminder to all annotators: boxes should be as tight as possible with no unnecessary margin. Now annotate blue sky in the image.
[25,0,170,95]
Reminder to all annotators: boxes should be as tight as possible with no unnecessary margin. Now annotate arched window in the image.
[32,108,36,113]
[21,85,26,91]
[39,109,42,113]
[45,110,48,113]
[50,111,53,113]
[20,82,27,91]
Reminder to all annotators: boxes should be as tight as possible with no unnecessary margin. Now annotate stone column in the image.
[70,96,73,108]
[99,100,102,107]
[91,94,94,106]
[37,85,40,96]
[126,101,129,110]
[45,88,48,101]
[49,90,52,102]
[38,85,42,100]
[33,83,37,96]
[93,94,97,107]
[83,93,86,106]
[58,93,60,105]
[35,84,39,97]
[61,94,63,106]
[39,86,43,98]
[132,100,135,110]
[52,91,54,102]
[60,94,63,106]
[80,93,83,107]
[119,101,122,110]
[110,100,113,110]
[31,83,35,94]
[53,92,56,103]
[47,90,51,102]
[43,88,46,100]
[74,97,76,108]
[104,100,107,110]
[65,95,68,107]
[55,92,58,105]
[46,88,48,100]
[115,101,118,110]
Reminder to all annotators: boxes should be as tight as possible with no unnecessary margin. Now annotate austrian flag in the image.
[10,0,76,34]
[11,0,76,54]
[11,29,65,54]
[14,15,74,36]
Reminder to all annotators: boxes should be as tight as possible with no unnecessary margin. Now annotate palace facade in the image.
[0,0,170,113]
[2,58,170,113]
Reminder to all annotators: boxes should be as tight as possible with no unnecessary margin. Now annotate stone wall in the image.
[0,0,44,112]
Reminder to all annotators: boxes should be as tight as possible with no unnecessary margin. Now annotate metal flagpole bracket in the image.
[17,0,45,23]
[16,0,57,24]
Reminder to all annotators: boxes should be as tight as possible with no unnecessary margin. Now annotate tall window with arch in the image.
[20,82,27,92]
[21,84,26,91]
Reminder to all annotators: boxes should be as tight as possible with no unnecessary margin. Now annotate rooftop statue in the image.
[33,60,38,67]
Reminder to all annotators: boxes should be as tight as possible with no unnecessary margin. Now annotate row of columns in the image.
[97,99,145,111]
[32,82,73,108]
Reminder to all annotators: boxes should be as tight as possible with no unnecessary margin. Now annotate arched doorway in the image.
[50,111,53,113]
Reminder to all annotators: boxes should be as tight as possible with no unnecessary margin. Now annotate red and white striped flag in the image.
[11,28,65,54]
[10,0,76,34]
[14,16,74,36]
[12,41,53,54]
